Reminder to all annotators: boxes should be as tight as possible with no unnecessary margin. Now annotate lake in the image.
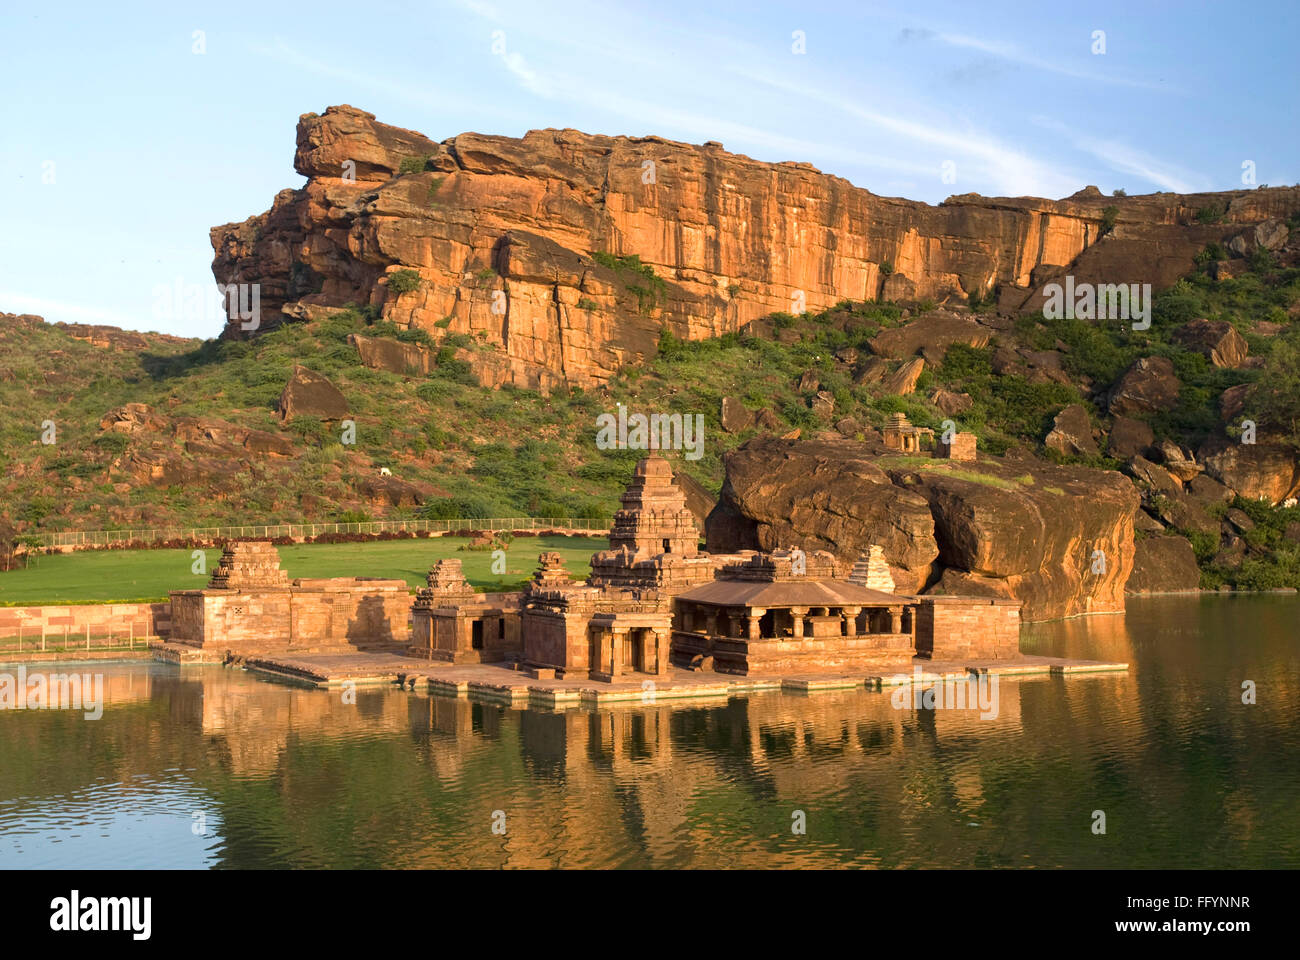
[1,595,1296,869]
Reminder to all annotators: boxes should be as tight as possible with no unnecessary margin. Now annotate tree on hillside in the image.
[1246,336,1300,448]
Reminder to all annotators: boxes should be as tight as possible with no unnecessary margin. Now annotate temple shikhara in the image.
[163,456,1021,681]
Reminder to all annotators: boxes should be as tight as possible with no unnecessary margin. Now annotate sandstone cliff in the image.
[706,436,1141,622]
[212,105,1300,391]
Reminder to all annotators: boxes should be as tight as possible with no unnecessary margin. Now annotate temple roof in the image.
[674,578,903,609]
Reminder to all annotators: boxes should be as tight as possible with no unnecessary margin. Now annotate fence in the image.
[32,517,613,550]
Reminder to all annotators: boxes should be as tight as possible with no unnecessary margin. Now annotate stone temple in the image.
[167,455,1020,678]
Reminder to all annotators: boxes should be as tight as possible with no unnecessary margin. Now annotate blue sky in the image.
[2,0,1296,338]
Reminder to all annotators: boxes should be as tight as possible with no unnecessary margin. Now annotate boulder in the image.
[797,371,820,393]
[834,417,863,438]
[1108,356,1180,416]
[1226,218,1289,257]
[1107,416,1154,459]
[1126,455,1184,498]
[1187,473,1233,503]
[1224,508,1255,534]
[705,436,940,592]
[811,391,836,417]
[881,357,925,395]
[277,365,349,422]
[1219,384,1251,422]
[1133,509,1166,533]
[358,475,432,508]
[906,460,1139,621]
[707,436,1140,621]
[1172,319,1248,368]
[880,273,916,302]
[720,397,755,433]
[99,403,168,435]
[1198,433,1300,504]
[1044,404,1099,457]
[868,314,991,361]
[853,357,889,385]
[348,333,433,375]
[929,389,973,416]
[1126,536,1201,593]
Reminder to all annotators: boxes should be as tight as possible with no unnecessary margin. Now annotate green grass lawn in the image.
[0,536,605,605]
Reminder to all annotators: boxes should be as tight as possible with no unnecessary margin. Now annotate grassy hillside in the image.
[1,228,1298,588]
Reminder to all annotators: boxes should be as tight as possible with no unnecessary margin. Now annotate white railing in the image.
[33,517,613,549]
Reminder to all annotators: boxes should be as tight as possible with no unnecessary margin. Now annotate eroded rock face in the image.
[212,105,1300,391]
[707,436,1140,620]
[1199,433,1300,504]
[1127,535,1201,593]
[705,437,940,592]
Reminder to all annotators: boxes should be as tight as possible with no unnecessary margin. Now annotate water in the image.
[1,595,1296,869]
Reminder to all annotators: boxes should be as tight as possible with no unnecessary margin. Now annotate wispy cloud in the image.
[927,30,1176,93]
[726,66,1081,198]
[249,39,443,106]
[1031,116,1210,193]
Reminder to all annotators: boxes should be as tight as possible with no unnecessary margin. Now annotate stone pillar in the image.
[654,628,669,674]
[704,610,718,637]
[889,606,902,634]
[843,606,860,637]
[747,607,765,640]
[610,628,626,677]
[790,607,808,639]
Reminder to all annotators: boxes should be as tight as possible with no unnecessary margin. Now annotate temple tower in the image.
[606,456,700,558]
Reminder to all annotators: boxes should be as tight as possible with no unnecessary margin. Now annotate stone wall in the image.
[0,602,170,642]
[913,596,1021,660]
[169,578,411,654]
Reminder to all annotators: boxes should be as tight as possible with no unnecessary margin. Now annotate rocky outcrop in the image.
[1126,535,1202,593]
[869,314,990,361]
[705,437,940,592]
[212,104,1300,391]
[276,365,349,421]
[1044,403,1099,457]
[1107,356,1181,416]
[706,436,1140,621]
[1107,416,1153,459]
[882,357,925,395]
[1172,319,1248,368]
[1198,433,1300,504]
[348,333,433,375]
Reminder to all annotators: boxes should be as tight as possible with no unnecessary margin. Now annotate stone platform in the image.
[168,647,1128,707]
